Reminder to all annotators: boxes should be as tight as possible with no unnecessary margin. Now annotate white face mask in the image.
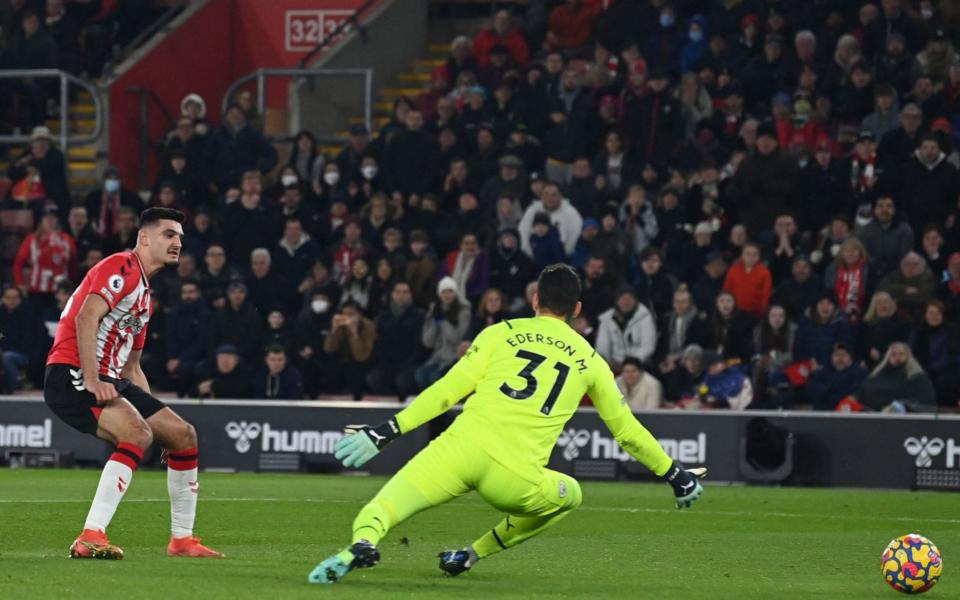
[311,299,329,314]
[361,165,378,180]
[323,172,340,186]
[281,174,298,187]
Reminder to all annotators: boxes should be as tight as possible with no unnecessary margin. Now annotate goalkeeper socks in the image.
[166,447,199,538]
[83,442,143,532]
[472,512,574,559]
[464,546,480,566]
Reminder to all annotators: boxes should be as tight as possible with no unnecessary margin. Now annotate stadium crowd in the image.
[3,0,960,414]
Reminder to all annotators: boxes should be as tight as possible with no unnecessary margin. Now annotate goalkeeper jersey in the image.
[395,316,673,483]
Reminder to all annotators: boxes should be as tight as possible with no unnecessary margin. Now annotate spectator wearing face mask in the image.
[84,166,145,238]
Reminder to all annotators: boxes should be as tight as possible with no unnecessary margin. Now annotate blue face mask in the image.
[689,29,703,42]
[660,13,674,28]
[104,179,120,194]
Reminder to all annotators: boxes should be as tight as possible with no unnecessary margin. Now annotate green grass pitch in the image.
[0,469,956,598]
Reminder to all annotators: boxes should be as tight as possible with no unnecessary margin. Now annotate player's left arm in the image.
[589,359,706,508]
[120,349,151,394]
[333,324,497,468]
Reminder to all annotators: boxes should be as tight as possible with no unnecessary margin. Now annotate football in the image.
[881,534,943,594]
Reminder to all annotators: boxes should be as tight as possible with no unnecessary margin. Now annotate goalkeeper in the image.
[308,264,706,584]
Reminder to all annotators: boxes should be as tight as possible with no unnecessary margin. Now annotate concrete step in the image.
[319,144,344,156]
[68,104,96,117]
[347,115,391,127]
[414,58,445,70]
[428,43,449,55]
[379,87,425,99]
[67,145,98,159]
[398,72,431,83]
[45,118,96,134]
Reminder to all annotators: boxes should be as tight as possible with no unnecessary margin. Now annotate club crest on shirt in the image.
[117,310,146,334]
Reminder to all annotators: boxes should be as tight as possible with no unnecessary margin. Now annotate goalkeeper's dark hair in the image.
[140,207,185,226]
[537,263,581,318]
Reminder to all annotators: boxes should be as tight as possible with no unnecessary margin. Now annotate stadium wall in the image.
[2,398,959,490]
[107,0,381,186]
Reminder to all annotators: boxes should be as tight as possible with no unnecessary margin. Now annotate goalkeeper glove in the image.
[662,461,707,509]
[333,419,401,468]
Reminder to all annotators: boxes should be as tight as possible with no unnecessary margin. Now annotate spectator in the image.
[5,126,69,212]
[691,250,728,311]
[208,281,263,362]
[595,286,657,370]
[288,130,324,187]
[726,120,798,236]
[794,290,852,366]
[824,237,873,323]
[220,171,280,266]
[416,277,471,389]
[861,84,902,141]
[751,304,796,408]
[528,212,566,272]
[102,206,138,255]
[253,344,303,400]
[546,0,601,56]
[878,103,924,169]
[617,356,664,411]
[272,217,318,287]
[634,246,675,320]
[339,257,374,314]
[4,10,58,127]
[473,9,528,67]
[467,287,508,340]
[839,130,884,214]
[12,206,75,311]
[858,194,914,278]
[261,308,291,350]
[643,5,684,80]
[161,116,206,207]
[804,342,869,410]
[858,342,936,412]
[898,133,960,232]
[909,300,960,406]
[591,203,631,276]
[919,225,948,278]
[246,248,293,317]
[195,344,253,400]
[84,166,144,238]
[385,110,439,197]
[878,251,937,321]
[438,232,489,306]
[624,67,683,168]
[332,221,371,286]
[518,181,583,257]
[164,279,210,397]
[196,244,236,310]
[336,125,372,183]
[405,230,438,308]
[543,68,597,178]
[701,290,754,362]
[722,242,772,318]
[321,300,375,400]
[365,282,424,400]
[489,228,536,307]
[773,254,821,321]
[938,252,960,321]
[655,286,708,375]
[202,103,278,193]
[0,286,37,393]
[664,343,705,403]
[873,33,922,99]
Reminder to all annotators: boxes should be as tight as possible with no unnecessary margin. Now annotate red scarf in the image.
[835,261,866,321]
[850,153,877,194]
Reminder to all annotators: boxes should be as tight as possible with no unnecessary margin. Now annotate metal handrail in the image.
[298,0,379,68]
[102,0,188,79]
[127,86,177,189]
[222,68,373,138]
[0,69,104,150]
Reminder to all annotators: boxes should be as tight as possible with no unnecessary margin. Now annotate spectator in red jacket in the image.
[12,206,77,312]
[472,9,529,68]
[546,0,602,56]
[723,241,772,318]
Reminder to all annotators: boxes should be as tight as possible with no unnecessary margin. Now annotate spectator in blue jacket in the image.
[165,279,211,396]
[804,342,869,410]
[0,286,38,393]
[681,15,710,74]
[365,282,425,400]
[529,212,566,273]
[202,103,278,193]
[793,291,852,366]
[253,344,303,400]
[273,217,319,288]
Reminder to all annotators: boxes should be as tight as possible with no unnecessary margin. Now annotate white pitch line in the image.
[2,497,960,525]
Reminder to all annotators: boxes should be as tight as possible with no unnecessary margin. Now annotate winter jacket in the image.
[805,363,869,410]
[253,366,304,400]
[858,220,914,278]
[617,372,664,411]
[208,303,264,361]
[723,261,772,318]
[793,312,852,365]
[203,124,278,190]
[422,303,471,368]
[897,150,960,231]
[0,303,37,356]
[878,268,937,318]
[273,234,320,287]
[165,300,211,365]
[595,305,658,365]
[726,148,799,234]
[518,199,584,257]
[323,318,376,362]
[374,305,425,369]
[858,366,936,412]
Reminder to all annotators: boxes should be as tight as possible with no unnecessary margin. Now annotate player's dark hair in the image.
[537,264,581,318]
[140,207,185,226]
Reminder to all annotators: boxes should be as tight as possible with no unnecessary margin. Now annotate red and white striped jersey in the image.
[47,251,151,378]
[12,231,76,293]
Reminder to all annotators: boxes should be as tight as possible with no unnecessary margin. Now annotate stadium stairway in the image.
[0,89,101,195]
[320,43,449,156]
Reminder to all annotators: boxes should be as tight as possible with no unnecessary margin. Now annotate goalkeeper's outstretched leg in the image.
[439,468,583,576]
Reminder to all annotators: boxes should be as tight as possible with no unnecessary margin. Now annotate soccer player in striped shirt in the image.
[44,208,222,559]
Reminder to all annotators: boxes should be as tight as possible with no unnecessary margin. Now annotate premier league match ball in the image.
[881,534,943,594]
